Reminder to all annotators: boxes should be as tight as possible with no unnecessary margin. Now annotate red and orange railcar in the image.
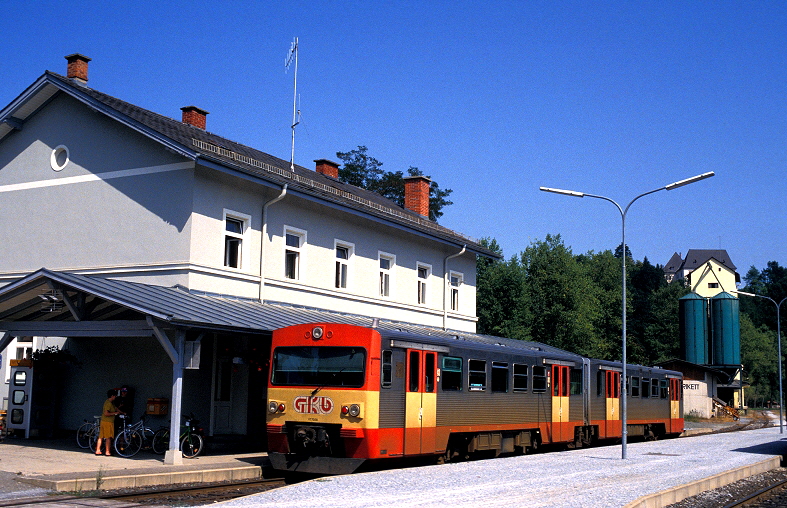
[266,323,683,474]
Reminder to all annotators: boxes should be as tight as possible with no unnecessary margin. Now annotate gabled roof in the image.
[663,252,684,275]
[681,249,737,272]
[0,71,499,259]
[663,249,738,275]
[0,268,570,357]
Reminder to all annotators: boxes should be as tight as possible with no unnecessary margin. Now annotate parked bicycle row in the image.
[77,389,205,459]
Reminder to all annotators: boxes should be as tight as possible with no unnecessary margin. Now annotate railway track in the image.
[722,476,787,507]
[101,478,286,506]
[667,468,787,508]
[0,478,286,507]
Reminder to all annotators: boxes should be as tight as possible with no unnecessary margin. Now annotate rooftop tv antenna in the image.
[285,37,300,171]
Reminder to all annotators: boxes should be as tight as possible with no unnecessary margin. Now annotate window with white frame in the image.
[335,241,353,289]
[379,252,395,297]
[450,271,463,311]
[417,263,431,304]
[284,227,306,280]
[223,210,250,269]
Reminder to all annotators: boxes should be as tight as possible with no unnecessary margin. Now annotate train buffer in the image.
[713,396,740,420]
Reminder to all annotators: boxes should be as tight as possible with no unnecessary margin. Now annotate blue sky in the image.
[3,1,785,278]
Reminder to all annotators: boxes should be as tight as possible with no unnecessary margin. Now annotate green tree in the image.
[520,234,601,356]
[336,146,453,221]
[476,238,528,339]
[577,250,621,360]
[740,313,778,402]
[639,280,688,365]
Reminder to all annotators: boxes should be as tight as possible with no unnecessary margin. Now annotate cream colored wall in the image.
[690,259,738,298]
[683,375,715,418]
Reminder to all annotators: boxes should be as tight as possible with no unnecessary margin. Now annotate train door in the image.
[669,377,681,432]
[605,370,621,437]
[551,365,569,442]
[404,349,437,455]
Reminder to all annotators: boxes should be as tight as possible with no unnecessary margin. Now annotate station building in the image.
[0,54,498,455]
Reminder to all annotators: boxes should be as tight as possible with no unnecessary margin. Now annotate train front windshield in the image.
[271,347,366,387]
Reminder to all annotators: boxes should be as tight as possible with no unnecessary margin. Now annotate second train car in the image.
[266,323,683,474]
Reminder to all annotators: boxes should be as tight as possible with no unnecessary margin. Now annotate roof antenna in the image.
[285,37,300,172]
[371,317,379,329]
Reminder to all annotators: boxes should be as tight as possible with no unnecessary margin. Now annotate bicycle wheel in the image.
[76,422,94,448]
[180,433,204,458]
[88,430,99,451]
[141,427,156,451]
[151,428,169,454]
[114,430,143,457]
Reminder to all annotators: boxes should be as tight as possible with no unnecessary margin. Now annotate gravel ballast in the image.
[215,427,787,507]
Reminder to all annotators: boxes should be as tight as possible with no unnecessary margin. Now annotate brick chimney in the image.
[314,159,339,179]
[65,54,91,83]
[180,106,209,130]
[403,175,431,218]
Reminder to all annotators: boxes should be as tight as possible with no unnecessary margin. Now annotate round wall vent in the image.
[50,145,69,171]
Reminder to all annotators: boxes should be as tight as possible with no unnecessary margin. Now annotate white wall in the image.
[187,165,478,331]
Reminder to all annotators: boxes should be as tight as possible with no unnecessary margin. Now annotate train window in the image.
[381,350,393,388]
[630,377,640,397]
[569,368,582,395]
[532,366,547,393]
[468,359,486,391]
[513,364,528,392]
[409,351,420,392]
[492,362,508,393]
[651,378,659,398]
[641,378,650,398]
[442,357,462,391]
[425,353,435,393]
[660,379,668,399]
[597,370,604,397]
[271,346,366,387]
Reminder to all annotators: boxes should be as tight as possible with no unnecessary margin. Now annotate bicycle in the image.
[114,414,156,458]
[76,415,101,450]
[151,413,204,458]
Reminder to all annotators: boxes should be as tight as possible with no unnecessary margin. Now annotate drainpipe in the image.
[443,244,466,330]
[259,185,288,301]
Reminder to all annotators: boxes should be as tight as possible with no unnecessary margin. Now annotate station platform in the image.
[218,426,787,508]
[0,437,267,495]
[0,418,784,507]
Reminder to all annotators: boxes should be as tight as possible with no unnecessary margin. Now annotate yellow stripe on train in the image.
[267,388,380,429]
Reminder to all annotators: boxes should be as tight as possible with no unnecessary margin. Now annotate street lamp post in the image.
[733,291,786,433]
[540,171,714,459]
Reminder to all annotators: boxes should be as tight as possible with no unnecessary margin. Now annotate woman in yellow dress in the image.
[95,389,123,456]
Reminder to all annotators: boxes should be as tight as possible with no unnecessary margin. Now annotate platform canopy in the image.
[0,267,573,357]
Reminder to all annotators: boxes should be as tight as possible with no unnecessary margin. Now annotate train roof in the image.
[376,327,584,362]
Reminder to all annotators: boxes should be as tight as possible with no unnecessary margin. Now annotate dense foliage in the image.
[477,234,688,365]
[477,236,786,400]
[336,146,453,221]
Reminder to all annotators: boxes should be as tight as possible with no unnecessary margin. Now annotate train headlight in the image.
[341,404,361,418]
[312,326,324,339]
[269,401,278,414]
